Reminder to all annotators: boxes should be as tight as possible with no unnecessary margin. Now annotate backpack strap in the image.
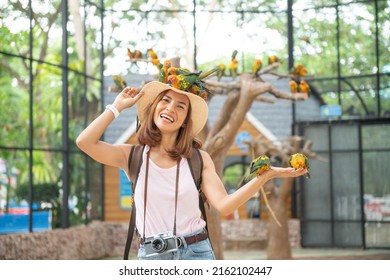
[123,144,145,260]
[188,148,210,235]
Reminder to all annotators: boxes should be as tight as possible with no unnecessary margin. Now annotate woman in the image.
[76,80,307,260]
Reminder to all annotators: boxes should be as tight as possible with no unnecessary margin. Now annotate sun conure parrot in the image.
[152,58,163,71]
[289,153,310,179]
[159,60,172,83]
[147,48,158,60]
[112,75,127,91]
[298,80,310,95]
[217,64,225,81]
[231,49,238,61]
[126,47,139,69]
[290,80,299,93]
[167,66,191,77]
[290,63,307,77]
[268,55,279,65]
[167,66,218,92]
[252,59,262,77]
[229,58,238,79]
[243,155,271,183]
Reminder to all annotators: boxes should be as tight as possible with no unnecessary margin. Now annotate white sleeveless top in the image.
[133,145,206,237]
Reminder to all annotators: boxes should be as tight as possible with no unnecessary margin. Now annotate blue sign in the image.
[235,131,252,152]
[321,105,342,118]
[120,169,132,210]
[0,211,52,234]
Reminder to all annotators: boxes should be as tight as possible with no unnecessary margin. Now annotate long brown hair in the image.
[137,91,202,160]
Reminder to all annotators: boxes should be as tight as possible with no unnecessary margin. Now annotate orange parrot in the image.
[298,80,310,95]
[290,80,299,93]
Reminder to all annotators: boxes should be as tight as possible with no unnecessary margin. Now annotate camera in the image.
[144,232,179,257]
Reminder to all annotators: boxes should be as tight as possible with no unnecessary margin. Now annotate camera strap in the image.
[142,149,180,240]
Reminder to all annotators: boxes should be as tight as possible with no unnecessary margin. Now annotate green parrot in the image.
[217,64,226,81]
[289,153,310,179]
[167,66,218,91]
[244,155,271,183]
[112,75,127,90]
[231,49,238,61]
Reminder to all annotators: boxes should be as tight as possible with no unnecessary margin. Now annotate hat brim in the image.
[137,81,208,137]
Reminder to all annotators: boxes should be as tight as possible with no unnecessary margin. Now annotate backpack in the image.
[123,144,209,260]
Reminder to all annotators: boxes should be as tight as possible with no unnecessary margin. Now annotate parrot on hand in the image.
[243,155,271,183]
[298,80,310,95]
[229,59,238,79]
[217,64,226,81]
[290,80,299,93]
[112,75,127,91]
[252,59,262,77]
[289,153,310,179]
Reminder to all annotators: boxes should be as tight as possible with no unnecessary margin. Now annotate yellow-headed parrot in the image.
[289,153,310,179]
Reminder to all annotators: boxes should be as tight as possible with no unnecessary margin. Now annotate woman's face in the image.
[153,90,190,134]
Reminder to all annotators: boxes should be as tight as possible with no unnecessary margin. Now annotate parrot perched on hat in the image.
[112,75,127,91]
[167,66,218,91]
[159,60,172,83]
[252,59,262,77]
[289,153,310,179]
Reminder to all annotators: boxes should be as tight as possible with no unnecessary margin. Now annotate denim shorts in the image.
[137,229,215,260]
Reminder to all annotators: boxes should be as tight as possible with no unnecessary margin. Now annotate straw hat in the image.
[137,81,209,137]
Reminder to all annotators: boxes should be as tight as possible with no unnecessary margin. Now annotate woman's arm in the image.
[76,87,143,170]
[200,150,307,216]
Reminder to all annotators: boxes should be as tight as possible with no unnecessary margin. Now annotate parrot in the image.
[112,75,127,91]
[217,64,225,81]
[298,80,310,95]
[231,49,238,61]
[167,66,191,76]
[289,153,310,179]
[252,59,262,77]
[167,66,218,92]
[147,48,158,60]
[126,47,140,69]
[229,58,238,79]
[159,59,172,83]
[152,58,163,71]
[290,63,307,77]
[290,80,299,93]
[268,55,279,65]
[243,155,271,183]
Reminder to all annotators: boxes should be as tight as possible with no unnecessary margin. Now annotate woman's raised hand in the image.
[112,86,144,112]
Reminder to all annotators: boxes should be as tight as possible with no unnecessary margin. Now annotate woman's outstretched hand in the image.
[264,166,308,180]
[112,86,144,112]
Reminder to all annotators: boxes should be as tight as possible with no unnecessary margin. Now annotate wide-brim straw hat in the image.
[137,81,208,137]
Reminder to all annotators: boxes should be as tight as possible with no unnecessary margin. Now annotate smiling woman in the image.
[76,67,307,260]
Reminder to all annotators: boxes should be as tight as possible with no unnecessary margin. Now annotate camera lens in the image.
[151,237,167,252]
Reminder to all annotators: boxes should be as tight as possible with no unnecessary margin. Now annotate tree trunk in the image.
[266,177,294,259]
